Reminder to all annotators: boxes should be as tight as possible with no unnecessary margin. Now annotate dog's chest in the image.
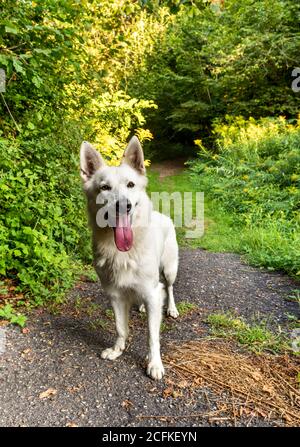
[95,250,140,289]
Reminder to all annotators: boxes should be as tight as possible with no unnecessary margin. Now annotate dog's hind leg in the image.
[101,297,129,361]
[161,228,179,319]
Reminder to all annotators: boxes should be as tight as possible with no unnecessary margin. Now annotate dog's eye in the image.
[127,181,135,188]
[100,184,111,191]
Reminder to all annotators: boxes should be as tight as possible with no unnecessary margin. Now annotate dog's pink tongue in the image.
[113,214,133,252]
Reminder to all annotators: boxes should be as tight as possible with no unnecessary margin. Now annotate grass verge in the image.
[148,168,300,278]
[206,312,289,354]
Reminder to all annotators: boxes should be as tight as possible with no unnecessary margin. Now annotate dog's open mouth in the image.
[113,214,133,252]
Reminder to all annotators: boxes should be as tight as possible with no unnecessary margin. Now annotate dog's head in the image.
[80,136,148,252]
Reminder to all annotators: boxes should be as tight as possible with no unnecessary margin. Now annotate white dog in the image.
[80,136,179,380]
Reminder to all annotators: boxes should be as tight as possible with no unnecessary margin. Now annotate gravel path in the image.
[0,249,298,427]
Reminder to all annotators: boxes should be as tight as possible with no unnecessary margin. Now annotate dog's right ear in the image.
[80,141,105,182]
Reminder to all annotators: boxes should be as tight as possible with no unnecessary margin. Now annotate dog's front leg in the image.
[145,291,164,380]
[101,297,129,361]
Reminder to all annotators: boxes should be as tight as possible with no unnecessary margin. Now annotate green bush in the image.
[0,128,88,304]
[190,116,300,276]
[0,1,160,306]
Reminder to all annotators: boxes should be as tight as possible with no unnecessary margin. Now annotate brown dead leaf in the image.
[67,385,82,394]
[21,348,31,357]
[121,399,134,410]
[39,388,57,399]
[66,422,78,427]
[162,387,173,398]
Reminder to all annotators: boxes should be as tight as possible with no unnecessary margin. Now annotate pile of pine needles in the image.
[165,340,300,426]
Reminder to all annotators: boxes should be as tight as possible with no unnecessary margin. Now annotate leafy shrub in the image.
[0,129,86,304]
[72,90,156,164]
[0,304,27,327]
[0,101,157,304]
[0,1,160,306]
[190,116,300,276]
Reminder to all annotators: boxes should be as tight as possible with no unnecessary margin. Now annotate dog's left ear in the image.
[122,136,145,175]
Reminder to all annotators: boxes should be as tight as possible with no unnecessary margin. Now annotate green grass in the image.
[147,167,300,278]
[86,303,101,316]
[188,117,300,277]
[89,318,109,331]
[160,321,174,333]
[147,170,194,246]
[176,301,197,317]
[206,312,288,353]
[105,309,114,319]
[286,289,300,305]
[147,169,248,251]
[148,169,208,247]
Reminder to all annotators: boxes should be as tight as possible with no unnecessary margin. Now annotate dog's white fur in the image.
[80,136,179,380]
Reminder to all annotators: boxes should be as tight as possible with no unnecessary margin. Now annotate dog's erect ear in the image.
[121,136,145,175]
[80,141,105,182]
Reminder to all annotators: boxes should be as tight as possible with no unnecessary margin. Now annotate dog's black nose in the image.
[116,200,132,214]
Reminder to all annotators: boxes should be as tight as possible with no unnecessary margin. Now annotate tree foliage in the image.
[128,0,300,151]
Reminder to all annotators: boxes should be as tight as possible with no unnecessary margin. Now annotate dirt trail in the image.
[150,158,187,178]
[0,162,299,427]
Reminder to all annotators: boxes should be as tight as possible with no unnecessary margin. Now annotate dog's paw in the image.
[101,347,122,360]
[147,361,165,380]
[167,307,179,319]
